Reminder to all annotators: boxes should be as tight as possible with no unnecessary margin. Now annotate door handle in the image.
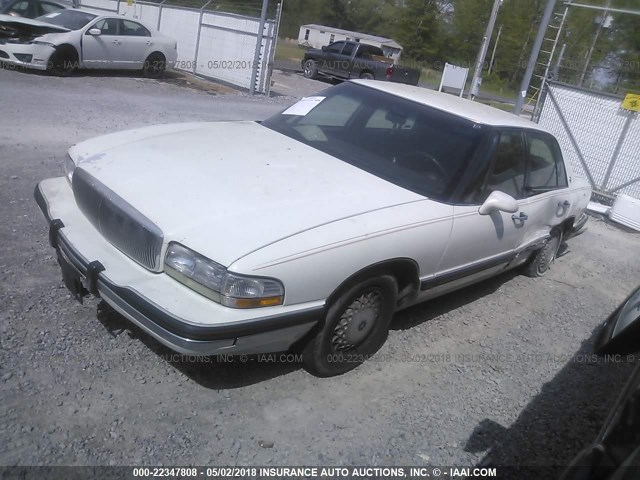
[112,39,120,45]
[512,212,528,222]
[559,200,571,208]
[145,40,152,45]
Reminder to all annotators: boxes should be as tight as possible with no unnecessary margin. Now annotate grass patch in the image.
[275,38,306,62]
[478,100,516,112]
[419,68,441,85]
[479,77,518,101]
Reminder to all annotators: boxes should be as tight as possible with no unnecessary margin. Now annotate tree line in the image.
[276,0,639,93]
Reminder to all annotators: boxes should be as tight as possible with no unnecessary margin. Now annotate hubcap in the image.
[146,58,164,75]
[331,291,382,351]
[304,62,313,76]
[538,236,560,274]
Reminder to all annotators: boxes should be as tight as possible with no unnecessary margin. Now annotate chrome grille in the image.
[72,168,163,271]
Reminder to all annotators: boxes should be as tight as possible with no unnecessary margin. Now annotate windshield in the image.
[261,82,488,201]
[36,10,96,30]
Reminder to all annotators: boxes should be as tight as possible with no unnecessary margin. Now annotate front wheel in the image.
[302,275,397,377]
[48,48,77,77]
[359,72,374,80]
[143,53,166,78]
[523,231,561,277]
[303,59,318,79]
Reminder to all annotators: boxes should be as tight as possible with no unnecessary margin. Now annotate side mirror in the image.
[88,28,101,36]
[595,286,640,355]
[478,191,519,215]
[321,45,327,52]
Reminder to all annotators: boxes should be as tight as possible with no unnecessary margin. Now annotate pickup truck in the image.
[301,40,420,85]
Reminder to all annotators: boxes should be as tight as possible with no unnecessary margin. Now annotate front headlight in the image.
[63,155,76,183]
[30,41,56,47]
[164,242,284,308]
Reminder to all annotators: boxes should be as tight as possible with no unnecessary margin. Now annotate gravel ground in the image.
[1,66,639,477]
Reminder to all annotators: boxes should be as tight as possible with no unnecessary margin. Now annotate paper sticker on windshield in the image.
[282,96,325,116]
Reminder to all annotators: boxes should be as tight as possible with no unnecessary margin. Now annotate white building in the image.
[298,24,403,62]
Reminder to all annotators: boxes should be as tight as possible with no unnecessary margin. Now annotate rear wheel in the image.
[303,59,318,79]
[359,72,374,80]
[523,231,561,277]
[48,47,77,77]
[143,52,166,78]
[570,213,588,236]
[302,275,397,377]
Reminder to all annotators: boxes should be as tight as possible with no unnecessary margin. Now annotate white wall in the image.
[196,12,272,90]
[79,0,275,93]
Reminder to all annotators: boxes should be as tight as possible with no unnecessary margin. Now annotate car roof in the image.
[74,9,155,25]
[351,80,550,133]
[71,8,115,16]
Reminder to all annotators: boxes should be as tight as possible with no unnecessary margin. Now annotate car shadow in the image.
[274,62,339,86]
[2,63,175,80]
[391,269,520,331]
[464,324,637,479]
[588,213,640,235]
[95,300,301,389]
[93,269,522,388]
[1,64,233,95]
[1,63,146,78]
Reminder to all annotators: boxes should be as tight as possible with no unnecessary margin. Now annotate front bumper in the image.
[35,177,322,356]
[0,42,54,70]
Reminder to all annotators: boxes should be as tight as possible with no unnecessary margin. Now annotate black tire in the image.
[570,213,588,237]
[302,59,318,79]
[143,53,166,78]
[523,231,561,277]
[359,72,374,80]
[48,47,77,77]
[302,275,397,377]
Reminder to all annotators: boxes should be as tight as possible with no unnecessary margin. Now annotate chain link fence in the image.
[537,81,640,202]
[79,0,280,94]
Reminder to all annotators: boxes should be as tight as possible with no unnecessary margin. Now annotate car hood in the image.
[0,14,69,40]
[70,121,424,267]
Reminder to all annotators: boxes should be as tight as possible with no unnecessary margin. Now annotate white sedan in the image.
[0,9,177,76]
[35,81,591,376]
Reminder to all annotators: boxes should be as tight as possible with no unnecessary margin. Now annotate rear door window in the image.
[120,19,150,36]
[466,130,527,203]
[341,42,355,57]
[525,132,568,193]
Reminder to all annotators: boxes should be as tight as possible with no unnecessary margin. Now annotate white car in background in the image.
[0,0,75,19]
[0,8,177,76]
[35,81,591,377]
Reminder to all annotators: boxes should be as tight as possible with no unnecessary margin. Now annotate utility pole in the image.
[488,24,503,76]
[265,1,282,97]
[514,0,557,115]
[578,0,611,87]
[250,0,269,95]
[551,42,566,80]
[468,0,502,100]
